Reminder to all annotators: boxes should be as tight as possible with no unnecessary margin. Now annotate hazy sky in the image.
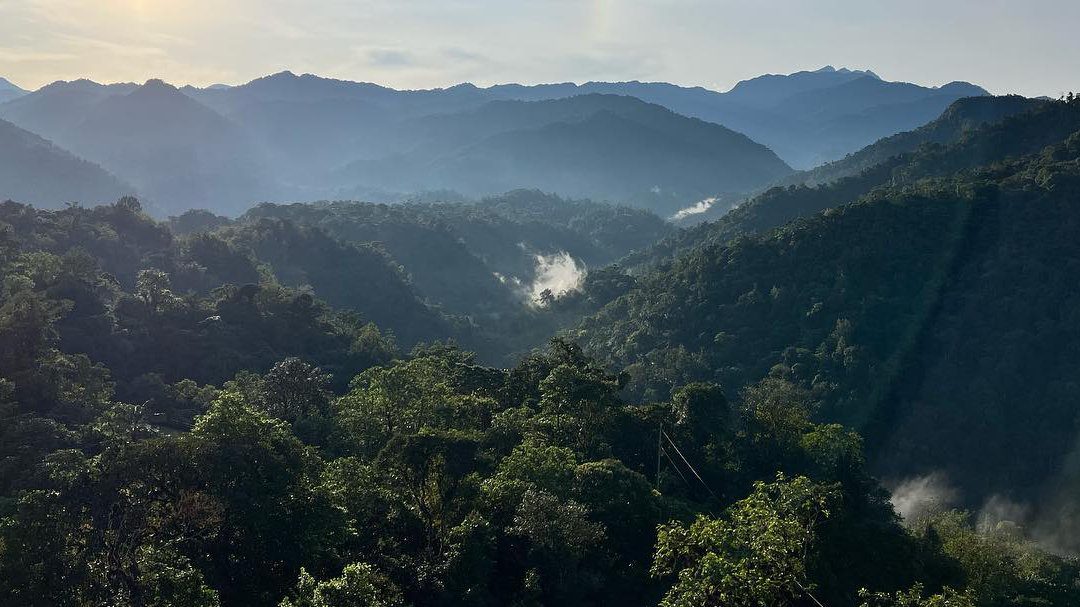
[1,0,1076,96]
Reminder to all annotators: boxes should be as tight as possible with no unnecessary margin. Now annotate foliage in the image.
[280,563,406,607]
[652,474,838,607]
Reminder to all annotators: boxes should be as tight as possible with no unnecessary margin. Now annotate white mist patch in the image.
[526,252,585,306]
[889,472,959,522]
[670,196,718,221]
[977,495,1030,533]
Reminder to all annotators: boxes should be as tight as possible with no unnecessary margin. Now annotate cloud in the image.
[552,47,664,82]
[507,251,586,307]
[55,32,168,58]
[671,196,718,221]
[365,48,415,68]
[442,46,488,64]
[0,48,79,63]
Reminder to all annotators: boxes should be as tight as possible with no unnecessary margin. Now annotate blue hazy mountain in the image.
[2,73,796,214]
[0,77,27,104]
[186,67,988,172]
[0,117,132,206]
[1,79,276,215]
[0,67,990,215]
[0,79,139,137]
[484,67,989,168]
[329,94,792,212]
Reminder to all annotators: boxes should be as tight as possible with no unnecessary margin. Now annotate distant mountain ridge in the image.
[330,94,792,209]
[722,66,881,104]
[0,67,992,215]
[0,79,140,136]
[482,68,988,168]
[0,79,280,215]
[0,117,133,206]
[1,72,798,215]
[180,67,992,171]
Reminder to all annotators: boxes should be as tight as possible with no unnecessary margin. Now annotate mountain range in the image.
[0,79,272,215]
[483,66,988,168]
[0,67,990,216]
[327,94,791,208]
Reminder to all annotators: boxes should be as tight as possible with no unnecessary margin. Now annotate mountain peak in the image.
[131,79,185,99]
[39,78,104,93]
[936,81,989,96]
[142,78,174,89]
[0,77,28,102]
[0,77,25,93]
[119,78,221,116]
[444,82,480,92]
[813,66,881,79]
[239,71,300,88]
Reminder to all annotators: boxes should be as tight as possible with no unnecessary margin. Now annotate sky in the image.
[0,0,1077,97]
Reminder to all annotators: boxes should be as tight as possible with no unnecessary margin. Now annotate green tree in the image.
[280,562,406,607]
[135,268,179,314]
[652,474,838,607]
[186,392,343,605]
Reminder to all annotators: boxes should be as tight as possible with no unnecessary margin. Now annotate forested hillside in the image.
[576,98,1080,551]
[638,96,1080,262]
[239,191,669,314]
[168,191,665,364]
[2,192,1077,605]
[786,95,1047,188]
[0,199,408,394]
